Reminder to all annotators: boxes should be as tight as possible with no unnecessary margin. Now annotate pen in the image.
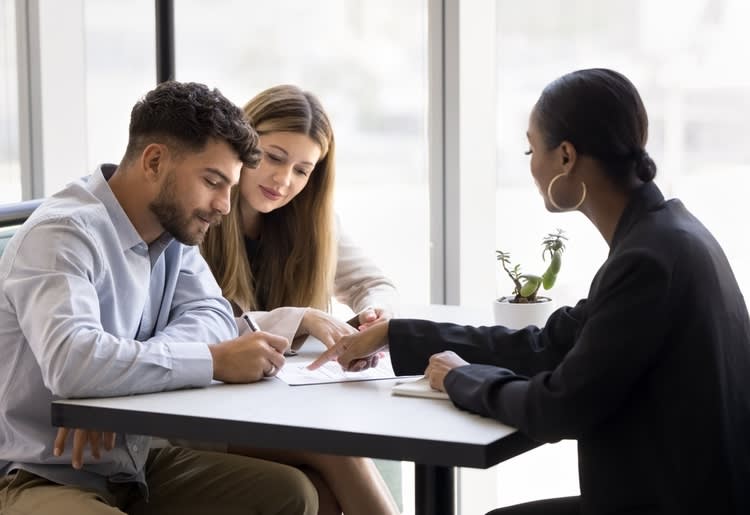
[242,313,261,332]
[242,314,280,377]
[243,313,297,356]
[242,313,297,356]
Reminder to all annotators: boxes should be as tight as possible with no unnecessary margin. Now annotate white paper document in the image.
[277,358,397,386]
[275,335,399,386]
[391,375,450,400]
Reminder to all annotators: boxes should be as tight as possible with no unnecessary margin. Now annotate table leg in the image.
[415,464,455,515]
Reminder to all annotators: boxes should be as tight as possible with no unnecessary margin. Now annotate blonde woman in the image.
[201,85,399,515]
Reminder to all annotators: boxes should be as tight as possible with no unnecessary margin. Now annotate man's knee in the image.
[0,470,122,515]
[270,465,319,515]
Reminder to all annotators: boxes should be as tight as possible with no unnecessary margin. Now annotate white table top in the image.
[52,304,538,468]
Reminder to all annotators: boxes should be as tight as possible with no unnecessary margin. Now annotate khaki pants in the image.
[0,446,318,515]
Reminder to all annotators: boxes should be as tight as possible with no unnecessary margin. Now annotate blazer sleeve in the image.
[444,250,672,443]
[333,217,399,316]
[388,300,585,376]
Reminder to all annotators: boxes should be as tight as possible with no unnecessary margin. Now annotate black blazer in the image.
[389,182,750,515]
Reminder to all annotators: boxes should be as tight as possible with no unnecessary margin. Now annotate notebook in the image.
[391,375,450,400]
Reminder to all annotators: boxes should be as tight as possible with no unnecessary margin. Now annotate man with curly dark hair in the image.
[0,81,318,515]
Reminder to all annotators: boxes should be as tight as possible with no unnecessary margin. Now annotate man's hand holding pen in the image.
[210,315,287,382]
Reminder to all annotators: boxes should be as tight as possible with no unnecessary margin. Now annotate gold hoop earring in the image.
[547,173,587,211]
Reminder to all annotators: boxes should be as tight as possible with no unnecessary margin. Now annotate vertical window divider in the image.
[15,0,43,199]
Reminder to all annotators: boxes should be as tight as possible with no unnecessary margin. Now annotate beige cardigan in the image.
[238,224,398,342]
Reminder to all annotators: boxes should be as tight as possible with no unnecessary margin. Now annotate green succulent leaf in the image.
[519,275,541,298]
[541,250,562,289]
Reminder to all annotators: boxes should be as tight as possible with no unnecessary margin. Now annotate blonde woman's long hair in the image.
[201,85,336,314]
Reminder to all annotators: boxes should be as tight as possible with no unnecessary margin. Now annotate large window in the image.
[9,1,429,305]
[496,0,750,305]
[84,0,155,170]
[493,0,750,508]
[174,0,430,306]
[0,0,21,202]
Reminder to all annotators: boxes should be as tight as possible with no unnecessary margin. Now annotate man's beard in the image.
[149,171,218,245]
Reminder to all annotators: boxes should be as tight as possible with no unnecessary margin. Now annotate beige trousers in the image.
[0,446,318,515]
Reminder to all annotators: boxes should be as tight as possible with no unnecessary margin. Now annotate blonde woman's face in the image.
[239,131,321,215]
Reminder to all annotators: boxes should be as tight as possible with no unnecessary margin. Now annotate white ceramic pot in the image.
[492,296,556,329]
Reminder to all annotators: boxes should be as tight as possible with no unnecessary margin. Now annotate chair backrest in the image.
[0,227,18,258]
[0,199,43,258]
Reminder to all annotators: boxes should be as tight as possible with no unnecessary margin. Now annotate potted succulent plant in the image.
[493,229,567,329]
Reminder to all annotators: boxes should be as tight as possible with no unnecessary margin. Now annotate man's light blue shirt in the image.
[0,164,237,495]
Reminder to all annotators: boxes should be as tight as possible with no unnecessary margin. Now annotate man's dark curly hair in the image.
[124,81,261,168]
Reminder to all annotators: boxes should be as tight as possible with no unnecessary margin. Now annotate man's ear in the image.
[140,143,168,182]
[559,141,578,173]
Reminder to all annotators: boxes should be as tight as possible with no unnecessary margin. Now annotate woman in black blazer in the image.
[310,68,750,515]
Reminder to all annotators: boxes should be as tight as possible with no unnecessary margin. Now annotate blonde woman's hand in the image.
[424,351,469,392]
[299,308,357,349]
[354,307,393,331]
[308,320,389,371]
